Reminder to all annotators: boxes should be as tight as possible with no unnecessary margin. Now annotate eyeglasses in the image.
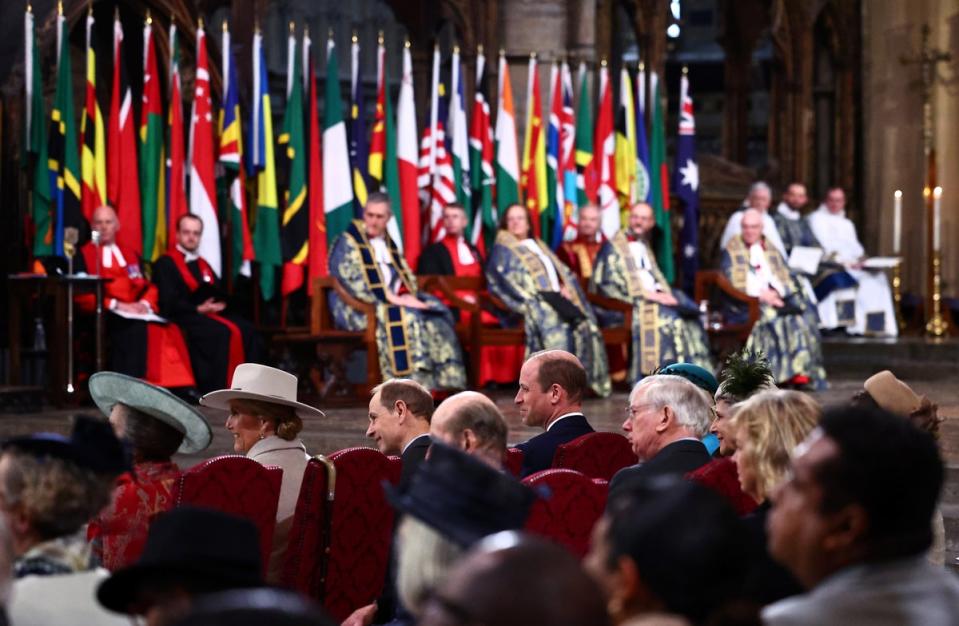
[624,402,660,420]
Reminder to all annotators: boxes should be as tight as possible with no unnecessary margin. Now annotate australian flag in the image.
[674,71,699,295]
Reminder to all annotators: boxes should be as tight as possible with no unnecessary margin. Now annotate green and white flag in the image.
[323,35,354,246]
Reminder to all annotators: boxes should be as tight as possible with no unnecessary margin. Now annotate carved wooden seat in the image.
[694,270,760,358]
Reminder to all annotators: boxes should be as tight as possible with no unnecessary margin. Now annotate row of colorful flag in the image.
[24,6,700,300]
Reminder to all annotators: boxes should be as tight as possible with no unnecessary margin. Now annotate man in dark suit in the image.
[609,374,713,501]
[366,378,434,489]
[513,350,595,477]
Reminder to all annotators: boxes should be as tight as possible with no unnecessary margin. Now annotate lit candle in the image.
[893,190,902,255]
[933,186,943,252]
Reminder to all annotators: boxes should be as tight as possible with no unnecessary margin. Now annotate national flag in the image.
[279,24,308,295]
[397,41,421,266]
[376,33,404,251]
[24,5,51,257]
[649,70,674,282]
[614,66,637,213]
[323,35,355,247]
[574,62,595,205]
[80,7,106,222]
[593,61,618,237]
[674,68,700,294]
[251,28,282,299]
[545,61,564,248]
[140,15,164,261]
[220,22,253,279]
[166,23,188,253]
[48,4,82,258]
[559,61,578,241]
[108,10,142,256]
[304,28,328,290]
[635,61,651,203]
[521,54,548,241]
[468,45,494,250]
[188,22,220,275]
[349,34,369,218]
[449,46,471,209]
[418,45,456,242]
[368,32,386,188]
[494,51,520,213]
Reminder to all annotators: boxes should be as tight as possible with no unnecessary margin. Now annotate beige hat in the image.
[200,363,325,419]
[863,370,921,417]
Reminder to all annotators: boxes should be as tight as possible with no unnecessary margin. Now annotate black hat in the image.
[385,441,536,547]
[169,588,335,626]
[2,414,129,475]
[97,507,264,614]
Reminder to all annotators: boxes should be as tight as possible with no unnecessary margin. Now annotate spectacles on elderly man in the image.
[624,403,661,420]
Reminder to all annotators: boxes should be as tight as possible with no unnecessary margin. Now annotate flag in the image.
[304,28,328,290]
[80,8,106,222]
[349,35,369,218]
[48,4,82,258]
[368,33,386,189]
[166,23,188,253]
[635,62,651,203]
[220,22,253,279]
[468,45,494,250]
[279,25,308,295]
[614,66,637,214]
[559,61,578,241]
[449,46,471,209]
[545,61,565,248]
[24,5,51,257]
[376,34,404,251]
[593,62,618,237]
[140,16,164,261]
[397,41,421,266]
[649,71,673,282]
[323,35,354,247]
[418,45,455,242]
[494,52,520,213]
[252,28,282,299]
[188,22,220,275]
[674,69,699,294]
[108,11,142,257]
[521,54,548,241]
[574,62,595,205]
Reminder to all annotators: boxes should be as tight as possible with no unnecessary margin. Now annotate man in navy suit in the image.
[609,374,713,502]
[513,350,595,477]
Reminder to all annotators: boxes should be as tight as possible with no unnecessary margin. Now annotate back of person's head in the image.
[420,532,610,626]
[817,404,943,560]
[169,588,334,626]
[372,378,435,422]
[396,516,465,617]
[531,350,589,404]
[715,351,775,404]
[115,404,185,461]
[432,391,508,462]
[634,375,713,437]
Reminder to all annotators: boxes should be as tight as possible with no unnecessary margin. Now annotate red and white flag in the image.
[107,12,141,255]
[188,23,220,275]
[397,42,421,267]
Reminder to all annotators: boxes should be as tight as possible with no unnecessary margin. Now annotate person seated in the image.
[585,477,751,626]
[719,181,788,258]
[3,415,129,626]
[513,350,596,478]
[96,507,265,626]
[77,205,195,390]
[730,389,820,604]
[87,371,212,570]
[720,208,827,389]
[591,202,713,382]
[763,404,959,625]
[328,192,466,391]
[200,364,322,583]
[772,182,820,254]
[556,204,606,281]
[486,204,610,397]
[609,374,713,501]
[152,214,260,393]
[808,187,898,336]
[430,391,508,469]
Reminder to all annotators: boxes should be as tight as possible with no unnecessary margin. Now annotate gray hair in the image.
[396,516,464,617]
[749,181,772,197]
[436,393,508,457]
[631,375,713,437]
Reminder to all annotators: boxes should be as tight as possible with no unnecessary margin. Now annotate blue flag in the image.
[636,65,652,203]
[673,71,699,295]
[350,38,370,218]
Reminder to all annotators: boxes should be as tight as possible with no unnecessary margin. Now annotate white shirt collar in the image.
[454,236,475,265]
[176,244,200,263]
[402,433,431,454]
[101,243,125,269]
[776,202,801,221]
[546,412,584,431]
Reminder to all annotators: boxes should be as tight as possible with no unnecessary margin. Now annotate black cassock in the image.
[153,250,260,393]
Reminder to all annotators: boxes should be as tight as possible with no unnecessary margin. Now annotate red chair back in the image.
[504,447,524,477]
[322,447,402,622]
[173,455,282,576]
[279,456,334,597]
[552,432,638,481]
[522,469,608,558]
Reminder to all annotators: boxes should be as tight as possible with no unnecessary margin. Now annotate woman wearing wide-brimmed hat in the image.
[87,371,213,571]
[200,363,324,582]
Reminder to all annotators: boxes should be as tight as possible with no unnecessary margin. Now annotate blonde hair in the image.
[731,390,821,501]
[396,516,464,616]
[231,398,302,441]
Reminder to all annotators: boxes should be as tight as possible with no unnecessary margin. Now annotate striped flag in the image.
[574,62,595,205]
[649,70,673,281]
[494,51,520,213]
[140,15,164,261]
[24,5,51,257]
[614,66,637,211]
[323,35,354,246]
[594,61,618,237]
[280,24,308,295]
[251,28,282,299]
[165,24,188,253]
[545,61,564,248]
[449,46,471,209]
[372,33,404,251]
[419,45,456,242]
[80,8,106,222]
[559,61,578,241]
[397,41,421,266]
[635,62,651,203]
[188,22,220,275]
[108,11,142,256]
[304,28,328,289]
[468,45,494,250]
[674,68,699,294]
[349,35,369,217]
[521,54,548,241]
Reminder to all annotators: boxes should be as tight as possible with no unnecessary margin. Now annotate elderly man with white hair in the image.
[608,374,714,500]
[718,181,788,257]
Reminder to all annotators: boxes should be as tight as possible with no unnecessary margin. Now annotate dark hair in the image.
[367,191,392,208]
[176,213,203,232]
[824,186,845,198]
[444,202,467,215]
[497,203,529,232]
[815,404,943,559]
[118,405,185,462]
[441,397,507,454]
[373,379,434,423]
[533,353,588,404]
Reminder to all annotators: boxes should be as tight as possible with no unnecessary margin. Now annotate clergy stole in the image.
[611,231,668,374]
[725,235,792,295]
[497,231,590,315]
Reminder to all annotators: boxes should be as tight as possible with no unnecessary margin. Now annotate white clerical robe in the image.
[521,239,562,290]
[745,242,785,298]
[808,205,897,336]
[719,209,788,258]
[627,240,661,293]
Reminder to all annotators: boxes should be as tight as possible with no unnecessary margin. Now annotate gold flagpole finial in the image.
[289,21,295,35]
[682,64,688,75]
[146,9,152,25]
[26,3,32,15]
[638,60,645,71]
[453,43,460,55]
[58,1,63,16]
[601,57,607,67]
[198,16,204,30]
[113,5,118,21]
[304,24,310,38]
[530,51,536,60]
[222,19,228,33]
[328,27,334,41]
[352,30,358,44]
[88,1,93,17]
[477,43,484,55]
[404,39,411,49]
[499,48,505,57]
[378,30,384,45]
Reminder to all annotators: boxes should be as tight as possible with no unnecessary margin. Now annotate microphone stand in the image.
[63,228,78,395]
[92,230,104,372]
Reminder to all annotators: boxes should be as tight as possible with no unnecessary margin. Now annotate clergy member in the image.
[807,187,898,336]
[772,182,820,254]
[720,209,826,389]
[328,192,466,391]
[77,206,195,389]
[556,204,606,281]
[153,214,260,393]
[719,181,787,257]
[591,202,714,382]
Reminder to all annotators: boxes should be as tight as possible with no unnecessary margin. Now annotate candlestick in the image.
[893,190,902,254]
[925,250,949,338]
[933,186,942,251]
[892,261,905,332]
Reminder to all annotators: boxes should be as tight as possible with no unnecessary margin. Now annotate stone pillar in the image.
[717,0,768,165]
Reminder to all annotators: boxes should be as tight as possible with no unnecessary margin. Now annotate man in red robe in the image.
[152,215,259,393]
[77,206,195,389]
[557,204,606,281]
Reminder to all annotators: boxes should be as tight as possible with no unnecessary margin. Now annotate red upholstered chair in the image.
[321,447,402,622]
[522,469,608,558]
[279,455,335,597]
[552,432,638,481]
[172,455,282,576]
[504,447,524,477]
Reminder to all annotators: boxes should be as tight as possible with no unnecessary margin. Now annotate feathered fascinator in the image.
[716,350,774,401]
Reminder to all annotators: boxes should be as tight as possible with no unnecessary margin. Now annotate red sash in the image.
[169,250,244,386]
